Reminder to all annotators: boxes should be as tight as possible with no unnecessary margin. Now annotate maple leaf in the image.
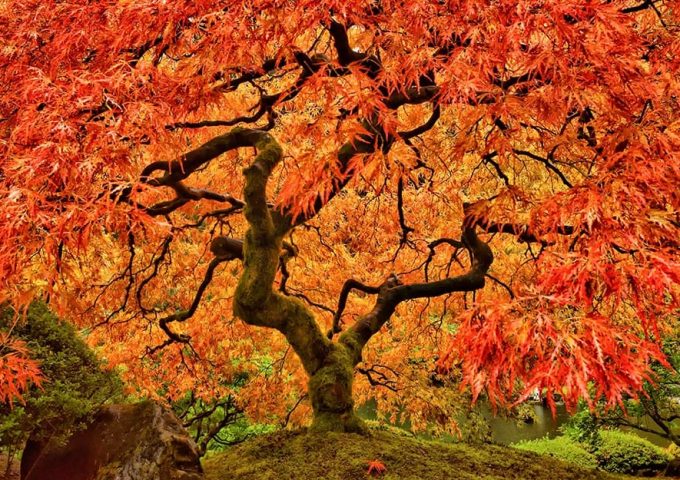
[366,459,387,476]
[0,333,43,406]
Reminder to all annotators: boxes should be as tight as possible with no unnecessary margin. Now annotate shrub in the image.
[560,408,601,451]
[0,302,124,457]
[173,392,265,455]
[512,436,598,469]
[595,429,673,474]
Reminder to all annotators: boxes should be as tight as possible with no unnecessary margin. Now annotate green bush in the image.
[172,392,271,456]
[512,436,599,469]
[0,302,124,456]
[561,408,601,451]
[595,429,673,474]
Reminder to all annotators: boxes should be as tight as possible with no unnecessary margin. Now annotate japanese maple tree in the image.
[1,0,678,433]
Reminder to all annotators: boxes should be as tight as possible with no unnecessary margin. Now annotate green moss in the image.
[310,411,366,435]
[281,297,329,374]
[254,141,283,172]
[308,346,353,405]
[363,420,415,438]
[338,330,363,365]
[232,231,280,323]
[202,429,619,480]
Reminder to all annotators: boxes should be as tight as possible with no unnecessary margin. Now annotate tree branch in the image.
[513,149,573,188]
[474,218,575,244]
[229,129,331,375]
[398,104,441,139]
[148,255,230,352]
[483,152,511,186]
[328,279,381,339]
[340,204,493,361]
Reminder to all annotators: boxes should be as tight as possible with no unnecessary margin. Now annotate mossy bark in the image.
[224,129,492,435]
[231,128,366,434]
[308,344,366,433]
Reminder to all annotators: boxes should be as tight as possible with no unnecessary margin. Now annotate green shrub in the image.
[172,392,269,456]
[0,302,124,457]
[595,429,673,474]
[512,436,599,469]
[561,408,601,451]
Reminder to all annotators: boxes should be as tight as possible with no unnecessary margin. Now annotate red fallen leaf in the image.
[367,459,387,476]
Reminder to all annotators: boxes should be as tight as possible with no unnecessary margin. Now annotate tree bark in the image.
[308,343,365,433]
[227,128,492,434]
[229,127,365,433]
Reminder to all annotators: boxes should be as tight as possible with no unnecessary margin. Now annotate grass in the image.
[202,428,620,480]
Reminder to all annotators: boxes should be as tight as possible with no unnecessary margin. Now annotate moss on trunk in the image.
[230,128,367,434]
[308,344,366,434]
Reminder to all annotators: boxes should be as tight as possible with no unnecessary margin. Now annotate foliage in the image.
[561,408,602,451]
[513,436,599,470]
[596,326,680,446]
[203,429,614,480]
[1,0,679,430]
[0,303,123,455]
[456,409,494,444]
[173,391,279,456]
[0,331,41,406]
[595,429,674,474]
[207,420,277,450]
[173,393,243,455]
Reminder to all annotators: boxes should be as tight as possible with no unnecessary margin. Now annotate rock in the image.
[665,458,680,478]
[20,401,203,480]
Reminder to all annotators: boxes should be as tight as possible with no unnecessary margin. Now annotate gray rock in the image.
[20,401,202,480]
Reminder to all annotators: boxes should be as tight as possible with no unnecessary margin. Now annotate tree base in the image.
[309,411,368,434]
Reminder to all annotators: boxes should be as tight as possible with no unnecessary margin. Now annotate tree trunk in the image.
[228,129,492,436]
[229,129,368,434]
[308,343,365,433]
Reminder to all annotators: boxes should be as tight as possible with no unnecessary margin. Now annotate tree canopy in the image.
[1,0,678,432]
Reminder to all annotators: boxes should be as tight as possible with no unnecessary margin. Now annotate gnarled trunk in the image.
[228,128,491,435]
[308,343,365,433]
[228,128,366,434]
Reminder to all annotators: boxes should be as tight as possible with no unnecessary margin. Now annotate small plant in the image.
[366,459,387,476]
[514,428,675,476]
[0,303,124,464]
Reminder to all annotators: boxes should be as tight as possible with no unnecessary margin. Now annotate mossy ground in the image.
[202,428,623,480]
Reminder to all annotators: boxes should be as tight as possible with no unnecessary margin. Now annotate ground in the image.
[202,428,621,480]
[0,453,19,480]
